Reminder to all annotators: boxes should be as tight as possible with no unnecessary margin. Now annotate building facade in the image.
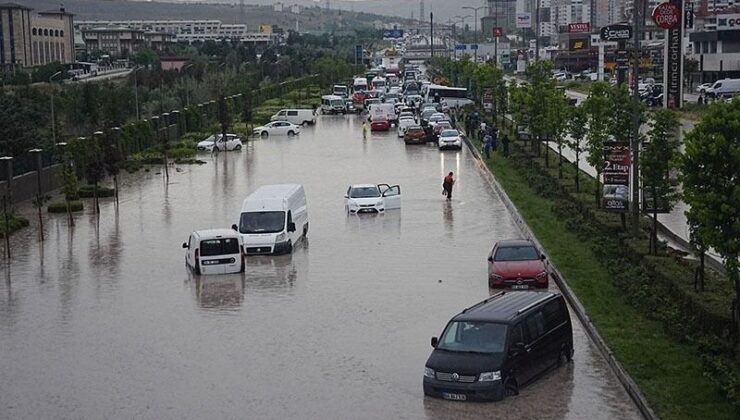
[76,19,249,43]
[82,27,145,57]
[0,3,74,69]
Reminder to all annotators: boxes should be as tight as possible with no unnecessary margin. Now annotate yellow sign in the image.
[258,24,272,34]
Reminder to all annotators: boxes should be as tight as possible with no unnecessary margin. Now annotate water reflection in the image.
[344,211,402,237]
[192,274,245,311]
[244,251,303,295]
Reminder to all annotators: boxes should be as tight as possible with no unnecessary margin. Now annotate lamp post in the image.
[463,5,487,63]
[133,66,143,120]
[91,132,104,213]
[181,63,194,107]
[1,156,13,258]
[453,15,471,60]
[49,71,62,145]
[535,0,541,60]
[430,12,434,58]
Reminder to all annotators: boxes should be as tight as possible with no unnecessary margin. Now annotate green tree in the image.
[61,155,79,226]
[583,81,612,206]
[641,109,680,255]
[567,104,588,193]
[545,89,570,174]
[681,100,740,333]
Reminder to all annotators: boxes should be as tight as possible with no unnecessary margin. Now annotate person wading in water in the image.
[442,172,455,201]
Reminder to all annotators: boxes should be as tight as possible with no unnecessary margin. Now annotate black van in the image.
[423,291,573,401]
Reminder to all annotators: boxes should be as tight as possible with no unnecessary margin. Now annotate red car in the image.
[433,120,452,138]
[487,239,548,289]
[371,117,390,131]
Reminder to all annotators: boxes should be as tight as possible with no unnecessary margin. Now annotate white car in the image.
[344,184,402,214]
[252,121,301,137]
[696,83,712,93]
[438,129,463,150]
[197,134,242,152]
[397,117,416,137]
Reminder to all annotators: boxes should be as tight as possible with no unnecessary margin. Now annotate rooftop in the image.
[454,291,557,323]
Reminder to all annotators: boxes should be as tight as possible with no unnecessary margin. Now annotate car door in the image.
[216,135,227,151]
[506,322,532,387]
[378,184,401,210]
[185,234,194,268]
[523,310,549,383]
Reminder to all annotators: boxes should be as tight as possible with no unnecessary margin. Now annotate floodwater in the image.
[0,115,641,419]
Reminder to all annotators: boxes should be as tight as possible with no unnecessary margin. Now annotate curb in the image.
[461,133,659,420]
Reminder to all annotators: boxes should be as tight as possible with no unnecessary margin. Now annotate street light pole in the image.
[430,12,434,58]
[49,71,62,145]
[133,66,143,120]
[463,6,486,63]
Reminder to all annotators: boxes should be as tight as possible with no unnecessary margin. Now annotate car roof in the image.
[350,184,379,189]
[453,291,558,323]
[192,228,240,239]
[496,239,536,249]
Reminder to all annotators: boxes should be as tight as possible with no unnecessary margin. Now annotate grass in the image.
[0,214,30,238]
[78,185,115,198]
[47,200,83,213]
[474,136,737,419]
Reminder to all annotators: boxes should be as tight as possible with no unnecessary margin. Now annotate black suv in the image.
[423,291,573,401]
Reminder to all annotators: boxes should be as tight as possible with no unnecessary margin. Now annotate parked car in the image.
[270,108,315,126]
[487,239,548,289]
[696,82,712,94]
[705,78,740,98]
[344,184,401,214]
[183,229,245,275]
[397,117,416,137]
[370,117,391,131]
[437,129,463,150]
[197,134,242,152]
[403,125,426,144]
[252,121,301,137]
[423,291,573,401]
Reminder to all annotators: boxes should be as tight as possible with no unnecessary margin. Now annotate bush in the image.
[122,159,143,173]
[78,185,115,198]
[48,200,83,213]
[0,215,30,237]
[168,147,196,160]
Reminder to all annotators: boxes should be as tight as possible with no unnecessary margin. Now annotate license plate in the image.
[442,393,467,401]
[511,284,529,290]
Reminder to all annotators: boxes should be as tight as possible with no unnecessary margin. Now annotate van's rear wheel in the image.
[194,260,201,275]
[503,377,519,397]
[302,121,310,126]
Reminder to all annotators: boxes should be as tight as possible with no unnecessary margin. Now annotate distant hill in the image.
[22,0,416,32]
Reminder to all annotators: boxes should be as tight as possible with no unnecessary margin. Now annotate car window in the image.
[441,129,458,137]
[288,111,298,116]
[200,238,240,256]
[350,187,381,198]
[542,299,567,331]
[383,185,400,197]
[525,311,546,343]
[510,323,525,345]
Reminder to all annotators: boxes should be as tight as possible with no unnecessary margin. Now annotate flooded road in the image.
[0,115,641,419]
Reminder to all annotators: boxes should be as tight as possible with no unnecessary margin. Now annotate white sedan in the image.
[252,121,301,137]
[438,129,463,150]
[197,134,242,152]
[344,184,402,214]
[397,117,416,137]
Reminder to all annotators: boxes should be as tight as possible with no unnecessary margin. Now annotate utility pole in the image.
[535,0,541,60]
[630,0,642,233]
[430,12,434,58]
[463,6,487,63]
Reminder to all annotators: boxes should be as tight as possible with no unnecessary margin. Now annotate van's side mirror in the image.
[288,222,296,232]
[431,337,438,348]
[182,242,188,249]
[231,224,238,231]
[510,342,526,356]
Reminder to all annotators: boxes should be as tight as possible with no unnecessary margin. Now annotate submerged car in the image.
[344,184,401,214]
[487,239,548,289]
[197,134,242,152]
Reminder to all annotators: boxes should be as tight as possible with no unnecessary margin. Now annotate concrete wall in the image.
[0,164,64,204]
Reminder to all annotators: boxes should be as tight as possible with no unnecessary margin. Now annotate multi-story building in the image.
[82,27,145,57]
[689,13,740,81]
[76,20,249,43]
[0,3,74,69]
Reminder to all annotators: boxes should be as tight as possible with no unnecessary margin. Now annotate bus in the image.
[423,84,473,109]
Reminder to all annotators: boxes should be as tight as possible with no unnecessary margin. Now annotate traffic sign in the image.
[455,44,467,50]
[492,27,503,37]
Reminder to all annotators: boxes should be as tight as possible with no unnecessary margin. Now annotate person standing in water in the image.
[442,172,455,201]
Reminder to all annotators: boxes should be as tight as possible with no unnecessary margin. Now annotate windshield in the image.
[331,100,344,106]
[354,84,368,92]
[421,110,435,118]
[438,321,508,353]
[494,245,539,261]
[200,238,240,256]
[429,115,444,122]
[350,186,381,198]
[441,129,458,137]
[239,211,285,234]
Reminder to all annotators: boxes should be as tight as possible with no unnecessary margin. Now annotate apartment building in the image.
[0,3,74,69]
[76,19,249,43]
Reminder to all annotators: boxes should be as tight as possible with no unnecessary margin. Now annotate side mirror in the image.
[288,222,296,232]
[540,254,546,260]
[344,194,349,199]
[182,242,188,249]
[487,256,493,262]
[231,224,238,231]
[510,342,526,356]
[431,337,438,348]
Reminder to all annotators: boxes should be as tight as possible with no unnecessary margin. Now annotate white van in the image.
[321,95,347,114]
[705,78,740,98]
[270,109,316,126]
[232,184,308,255]
[183,229,245,275]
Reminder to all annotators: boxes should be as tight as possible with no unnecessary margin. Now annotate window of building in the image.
[694,42,700,54]
[710,41,717,53]
[60,30,63,37]
[32,28,37,35]
[54,30,59,37]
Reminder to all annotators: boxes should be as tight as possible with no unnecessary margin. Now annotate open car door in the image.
[378,184,401,210]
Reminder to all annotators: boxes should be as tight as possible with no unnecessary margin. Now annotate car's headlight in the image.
[478,371,501,382]
[490,272,504,280]
[376,200,384,206]
[535,271,548,281]
[275,232,287,242]
[424,367,436,378]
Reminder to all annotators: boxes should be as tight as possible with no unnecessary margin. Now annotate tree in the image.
[567,104,588,193]
[641,109,680,255]
[218,95,232,151]
[583,81,612,206]
[681,99,740,334]
[61,154,79,226]
[544,89,570,175]
[524,61,554,157]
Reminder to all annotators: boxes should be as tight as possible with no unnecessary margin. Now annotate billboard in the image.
[602,142,631,212]
[568,22,591,33]
[716,14,740,30]
[569,38,588,50]
[516,13,532,28]
[382,29,404,39]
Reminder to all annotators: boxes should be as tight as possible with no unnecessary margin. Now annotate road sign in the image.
[600,24,632,41]
[455,44,467,50]
[471,44,479,50]
[355,45,363,64]
[492,27,503,37]
[652,2,680,29]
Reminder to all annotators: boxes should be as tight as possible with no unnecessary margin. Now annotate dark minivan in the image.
[423,291,573,401]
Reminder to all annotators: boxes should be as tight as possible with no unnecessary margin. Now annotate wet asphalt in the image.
[0,114,641,419]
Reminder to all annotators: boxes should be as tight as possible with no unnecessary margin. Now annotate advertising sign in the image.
[663,0,683,108]
[652,2,680,29]
[516,13,532,28]
[569,38,588,50]
[382,29,404,39]
[716,14,740,30]
[616,50,629,70]
[568,22,591,33]
[492,27,504,37]
[602,142,631,212]
[600,24,632,41]
[482,89,493,111]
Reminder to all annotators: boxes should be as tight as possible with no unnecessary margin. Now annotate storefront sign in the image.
[663,0,683,108]
[568,22,591,33]
[569,38,588,50]
[599,24,632,41]
[516,13,532,28]
[602,142,631,212]
[652,2,680,29]
[716,13,740,30]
